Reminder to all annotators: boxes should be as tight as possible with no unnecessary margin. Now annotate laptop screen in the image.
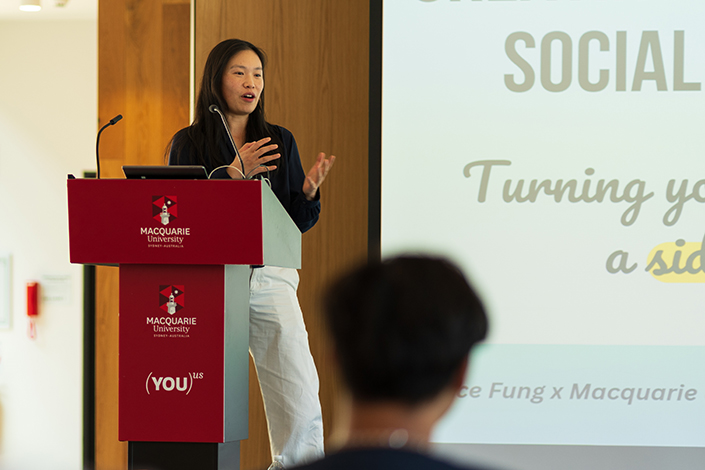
[122,165,208,180]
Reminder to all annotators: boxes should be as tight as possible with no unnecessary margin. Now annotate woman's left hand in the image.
[303,152,336,201]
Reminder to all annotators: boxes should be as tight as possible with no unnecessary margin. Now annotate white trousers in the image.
[249,266,325,467]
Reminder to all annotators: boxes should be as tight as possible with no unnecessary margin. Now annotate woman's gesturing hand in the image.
[303,152,336,201]
[226,137,280,179]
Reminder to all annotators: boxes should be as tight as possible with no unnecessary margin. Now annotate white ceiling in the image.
[0,0,96,20]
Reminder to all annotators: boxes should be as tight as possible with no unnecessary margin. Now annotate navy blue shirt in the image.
[169,125,320,233]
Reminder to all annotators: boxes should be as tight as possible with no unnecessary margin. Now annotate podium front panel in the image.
[119,264,231,442]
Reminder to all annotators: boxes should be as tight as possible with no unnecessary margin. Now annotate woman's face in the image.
[221,49,263,118]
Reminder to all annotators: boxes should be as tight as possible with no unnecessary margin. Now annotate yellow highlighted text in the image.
[646,237,705,283]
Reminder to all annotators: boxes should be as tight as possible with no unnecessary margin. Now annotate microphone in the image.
[209,105,245,177]
[95,114,123,179]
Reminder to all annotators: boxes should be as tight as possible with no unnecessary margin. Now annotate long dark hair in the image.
[168,39,282,172]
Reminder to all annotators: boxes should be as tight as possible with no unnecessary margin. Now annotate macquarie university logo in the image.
[153,196,177,226]
[147,285,196,338]
[159,285,184,315]
[141,195,190,248]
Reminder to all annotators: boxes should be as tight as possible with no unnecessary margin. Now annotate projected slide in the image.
[380,0,705,447]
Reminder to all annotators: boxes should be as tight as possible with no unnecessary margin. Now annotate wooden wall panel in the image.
[96,1,190,468]
[94,266,124,470]
[194,2,370,469]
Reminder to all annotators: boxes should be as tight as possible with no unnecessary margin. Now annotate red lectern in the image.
[67,177,301,470]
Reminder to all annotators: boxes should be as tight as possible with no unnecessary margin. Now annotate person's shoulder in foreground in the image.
[286,255,494,470]
[292,447,491,470]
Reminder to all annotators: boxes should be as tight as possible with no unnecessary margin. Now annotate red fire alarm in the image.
[27,281,39,339]
[27,281,39,317]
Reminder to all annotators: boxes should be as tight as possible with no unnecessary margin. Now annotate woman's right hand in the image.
[227,137,279,179]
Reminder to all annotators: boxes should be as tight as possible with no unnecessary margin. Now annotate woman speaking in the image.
[169,38,334,468]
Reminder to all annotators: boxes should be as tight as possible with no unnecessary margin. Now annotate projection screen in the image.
[372,1,705,469]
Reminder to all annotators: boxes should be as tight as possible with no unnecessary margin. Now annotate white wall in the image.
[0,19,97,470]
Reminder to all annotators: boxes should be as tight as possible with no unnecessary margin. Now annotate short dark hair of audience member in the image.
[324,255,488,406]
